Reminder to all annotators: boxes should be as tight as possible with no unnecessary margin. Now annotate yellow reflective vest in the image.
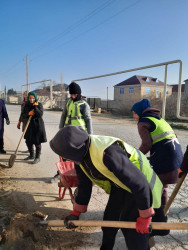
[144,116,176,145]
[65,99,86,130]
[80,135,162,208]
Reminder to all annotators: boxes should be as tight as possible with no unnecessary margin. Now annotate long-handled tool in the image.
[40,220,188,230]
[164,172,187,216]
[9,115,32,168]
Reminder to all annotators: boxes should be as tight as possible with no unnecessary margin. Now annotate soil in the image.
[0,160,103,250]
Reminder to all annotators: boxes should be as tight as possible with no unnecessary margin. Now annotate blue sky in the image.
[0,0,187,99]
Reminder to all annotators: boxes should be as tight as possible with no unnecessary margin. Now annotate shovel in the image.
[164,172,187,215]
[40,219,188,230]
[9,115,32,168]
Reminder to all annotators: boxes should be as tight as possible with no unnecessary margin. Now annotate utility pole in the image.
[107,87,108,111]
[60,72,63,84]
[4,86,7,102]
[26,55,29,92]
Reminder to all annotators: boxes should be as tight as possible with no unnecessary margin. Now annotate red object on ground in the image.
[56,156,78,203]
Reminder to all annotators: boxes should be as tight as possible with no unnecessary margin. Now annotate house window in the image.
[145,87,150,94]
[120,88,124,94]
[166,88,169,94]
[156,88,159,98]
[129,87,134,94]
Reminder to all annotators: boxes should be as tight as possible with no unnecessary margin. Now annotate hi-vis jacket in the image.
[144,116,176,145]
[65,99,87,130]
[80,135,162,208]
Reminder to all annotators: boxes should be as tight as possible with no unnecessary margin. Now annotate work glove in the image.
[136,207,154,234]
[33,102,38,106]
[6,118,10,125]
[28,110,34,116]
[136,216,152,234]
[17,122,21,129]
[179,145,188,178]
[64,210,80,229]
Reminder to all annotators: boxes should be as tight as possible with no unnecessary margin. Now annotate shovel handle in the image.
[15,115,32,154]
[44,220,188,230]
[164,172,187,216]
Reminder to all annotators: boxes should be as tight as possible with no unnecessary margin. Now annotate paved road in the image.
[2,104,188,249]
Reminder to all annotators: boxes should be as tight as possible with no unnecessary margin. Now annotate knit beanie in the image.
[27,91,37,105]
[50,126,89,162]
[69,82,81,95]
[131,99,151,117]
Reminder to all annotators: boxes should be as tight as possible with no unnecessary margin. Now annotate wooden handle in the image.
[164,172,187,215]
[46,220,188,230]
[15,115,32,154]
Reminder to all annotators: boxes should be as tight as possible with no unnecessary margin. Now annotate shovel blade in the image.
[9,154,16,168]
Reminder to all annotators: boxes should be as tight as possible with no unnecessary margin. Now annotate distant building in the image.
[114,75,172,108]
[169,79,188,100]
[170,84,185,94]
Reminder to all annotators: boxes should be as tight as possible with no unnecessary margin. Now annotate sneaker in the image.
[0,149,6,154]
[24,155,34,160]
[51,172,60,183]
[32,158,40,164]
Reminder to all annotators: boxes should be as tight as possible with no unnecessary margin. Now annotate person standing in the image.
[50,126,169,250]
[59,82,92,132]
[21,91,47,164]
[17,91,28,131]
[51,81,93,181]
[131,99,183,208]
[0,99,10,154]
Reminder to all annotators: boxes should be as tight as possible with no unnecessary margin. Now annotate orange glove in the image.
[178,169,184,178]
[33,102,38,106]
[28,110,34,116]
[17,122,21,129]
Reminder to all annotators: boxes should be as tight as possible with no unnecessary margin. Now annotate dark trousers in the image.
[101,185,168,250]
[0,138,3,150]
[101,185,150,250]
[26,141,41,158]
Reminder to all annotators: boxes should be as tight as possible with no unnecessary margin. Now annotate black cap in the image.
[69,82,81,95]
[50,126,89,162]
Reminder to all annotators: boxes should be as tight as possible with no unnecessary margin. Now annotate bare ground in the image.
[0,106,187,250]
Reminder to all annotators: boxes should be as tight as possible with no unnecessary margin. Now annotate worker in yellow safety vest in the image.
[50,125,169,250]
[51,82,93,182]
[131,99,183,208]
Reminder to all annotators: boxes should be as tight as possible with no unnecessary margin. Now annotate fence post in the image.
[50,80,53,109]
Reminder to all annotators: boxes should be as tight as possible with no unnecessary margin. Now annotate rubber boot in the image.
[33,149,40,164]
[24,146,34,160]
[33,156,40,164]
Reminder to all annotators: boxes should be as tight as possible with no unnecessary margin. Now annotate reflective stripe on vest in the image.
[65,99,86,130]
[136,149,156,191]
[80,135,162,208]
[144,116,176,145]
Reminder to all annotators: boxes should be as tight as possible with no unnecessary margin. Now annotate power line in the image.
[1,0,115,78]
[1,58,24,77]
[28,0,115,55]
[31,0,142,61]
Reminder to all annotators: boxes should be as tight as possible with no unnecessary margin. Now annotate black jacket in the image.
[21,102,47,145]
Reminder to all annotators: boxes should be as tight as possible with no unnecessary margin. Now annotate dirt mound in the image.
[0,213,48,249]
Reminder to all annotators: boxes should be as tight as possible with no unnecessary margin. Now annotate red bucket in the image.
[56,161,78,188]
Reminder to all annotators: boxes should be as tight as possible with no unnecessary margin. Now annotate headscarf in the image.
[131,99,151,117]
[27,91,37,106]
